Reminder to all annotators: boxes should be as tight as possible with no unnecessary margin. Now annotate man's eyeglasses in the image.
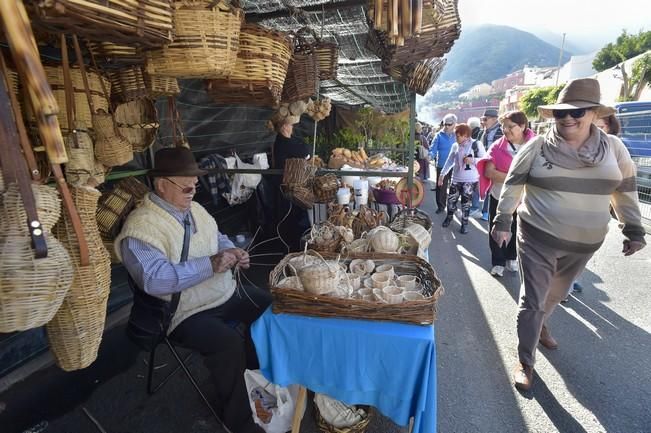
[552,108,587,119]
[165,178,197,194]
[444,123,454,127]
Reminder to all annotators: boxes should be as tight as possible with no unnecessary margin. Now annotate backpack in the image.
[471,140,479,157]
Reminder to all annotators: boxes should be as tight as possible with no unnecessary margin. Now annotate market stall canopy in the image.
[241,0,460,113]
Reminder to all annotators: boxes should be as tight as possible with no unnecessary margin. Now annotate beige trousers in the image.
[516,220,594,366]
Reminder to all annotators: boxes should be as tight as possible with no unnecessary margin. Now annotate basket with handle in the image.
[270,251,444,325]
[114,99,159,153]
[28,0,175,47]
[0,184,74,333]
[205,23,293,107]
[145,0,243,78]
[48,185,111,371]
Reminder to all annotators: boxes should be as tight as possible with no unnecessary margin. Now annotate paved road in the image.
[5,187,650,433]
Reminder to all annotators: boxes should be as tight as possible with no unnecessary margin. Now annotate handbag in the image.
[126,216,191,351]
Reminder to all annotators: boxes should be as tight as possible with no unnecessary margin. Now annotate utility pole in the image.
[555,33,566,86]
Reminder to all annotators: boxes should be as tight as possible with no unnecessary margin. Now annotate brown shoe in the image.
[513,362,534,391]
[539,325,558,350]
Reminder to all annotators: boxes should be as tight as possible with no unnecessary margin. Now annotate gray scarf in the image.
[542,124,608,169]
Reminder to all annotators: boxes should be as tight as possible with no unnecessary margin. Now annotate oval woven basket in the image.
[206,23,293,107]
[25,66,110,132]
[145,1,243,78]
[0,184,74,333]
[114,99,159,152]
[49,185,111,371]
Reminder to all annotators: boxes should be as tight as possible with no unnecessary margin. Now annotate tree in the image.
[519,85,564,120]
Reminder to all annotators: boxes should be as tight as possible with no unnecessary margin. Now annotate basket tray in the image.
[270,252,443,325]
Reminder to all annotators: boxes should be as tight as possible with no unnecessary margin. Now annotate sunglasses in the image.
[552,108,587,119]
[165,178,197,194]
[444,123,454,127]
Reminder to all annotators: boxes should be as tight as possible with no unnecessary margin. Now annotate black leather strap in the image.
[168,214,191,320]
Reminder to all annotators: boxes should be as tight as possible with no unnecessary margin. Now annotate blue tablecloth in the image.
[251,308,436,433]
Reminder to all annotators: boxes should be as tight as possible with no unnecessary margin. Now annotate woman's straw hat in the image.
[538,78,615,118]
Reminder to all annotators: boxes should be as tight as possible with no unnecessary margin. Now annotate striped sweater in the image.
[494,133,646,253]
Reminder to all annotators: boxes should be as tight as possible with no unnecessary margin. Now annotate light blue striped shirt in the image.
[120,193,235,296]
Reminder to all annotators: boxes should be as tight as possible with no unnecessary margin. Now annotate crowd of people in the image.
[420,78,646,391]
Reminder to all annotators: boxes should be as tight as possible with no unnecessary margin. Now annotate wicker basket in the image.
[206,23,293,107]
[114,99,159,152]
[271,252,444,325]
[87,41,144,65]
[314,402,371,433]
[28,0,175,47]
[49,186,111,371]
[0,184,74,333]
[144,73,181,97]
[96,186,136,240]
[302,222,343,253]
[389,208,432,234]
[24,66,110,132]
[313,40,339,81]
[282,36,319,103]
[108,67,148,104]
[145,1,243,78]
[385,57,447,96]
[93,112,134,167]
[63,131,106,186]
[313,174,339,203]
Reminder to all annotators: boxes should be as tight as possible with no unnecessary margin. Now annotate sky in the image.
[458,0,649,52]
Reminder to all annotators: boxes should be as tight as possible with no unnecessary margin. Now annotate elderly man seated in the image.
[115,147,271,433]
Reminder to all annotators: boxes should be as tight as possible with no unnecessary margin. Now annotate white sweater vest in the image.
[115,194,235,332]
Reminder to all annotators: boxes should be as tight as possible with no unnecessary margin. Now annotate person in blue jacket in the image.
[430,113,458,213]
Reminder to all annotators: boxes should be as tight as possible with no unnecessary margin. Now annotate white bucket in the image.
[336,187,351,205]
[353,179,369,207]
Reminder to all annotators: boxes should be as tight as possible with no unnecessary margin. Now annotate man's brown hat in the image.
[148,147,207,177]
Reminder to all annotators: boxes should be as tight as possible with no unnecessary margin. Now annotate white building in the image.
[556,51,599,83]
[459,83,493,100]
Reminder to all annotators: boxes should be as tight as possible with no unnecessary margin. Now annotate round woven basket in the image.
[313,174,339,203]
[114,99,159,152]
[0,184,74,333]
[314,402,371,433]
[49,186,111,371]
[389,208,432,234]
[64,131,105,186]
[367,226,400,253]
[93,112,134,167]
[108,66,148,104]
[145,1,243,78]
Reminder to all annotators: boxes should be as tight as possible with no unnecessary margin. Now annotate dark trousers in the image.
[488,194,517,266]
[435,166,451,211]
[447,181,476,225]
[170,286,272,433]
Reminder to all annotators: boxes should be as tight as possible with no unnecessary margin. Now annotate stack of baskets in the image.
[313,174,339,203]
[49,186,111,371]
[28,0,175,47]
[0,184,74,333]
[206,23,293,107]
[145,0,243,78]
[281,158,318,209]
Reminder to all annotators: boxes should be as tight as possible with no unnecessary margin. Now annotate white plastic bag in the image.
[244,369,302,433]
[222,153,268,205]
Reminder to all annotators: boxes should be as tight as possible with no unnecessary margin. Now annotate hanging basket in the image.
[313,40,339,81]
[92,112,134,167]
[145,0,243,78]
[0,184,74,333]
[385,58,447,96]
[108,67,148,104]
[63,131,106,186]
[28,0,175,47]
[282,32,319,103]
[114,99,159,152]
[49,185,111,371]
[24,66,110,132]
[144,73,180,98]
[87,41,144,65]
[205,23,293,107]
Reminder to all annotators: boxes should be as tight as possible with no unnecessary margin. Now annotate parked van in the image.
[615,101,651,157]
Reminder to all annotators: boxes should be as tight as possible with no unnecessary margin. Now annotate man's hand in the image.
[210,250,239,273]
[622,240,646,256]
[491,227,512,247]
[217,248,251,271]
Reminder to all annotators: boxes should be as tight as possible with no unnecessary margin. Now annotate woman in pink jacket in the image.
[477,111,536,277]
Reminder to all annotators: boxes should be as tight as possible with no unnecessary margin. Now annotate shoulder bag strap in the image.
[165,214,192,330]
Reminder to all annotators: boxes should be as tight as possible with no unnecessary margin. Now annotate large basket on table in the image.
[314,402,371,433]
[389,208,432,234]
[25,66,110,132]
[49,186,111,371]
[28,0,175,47]
[270,252,444,325]
[206,23,293,107]
[145,0,243,78]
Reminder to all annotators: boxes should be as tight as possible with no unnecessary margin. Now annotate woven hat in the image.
[148,147,207,177]
[538,78,615,118]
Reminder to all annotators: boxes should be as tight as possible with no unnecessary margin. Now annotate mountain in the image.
[437,24,572,91]
[532,29,595,55]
